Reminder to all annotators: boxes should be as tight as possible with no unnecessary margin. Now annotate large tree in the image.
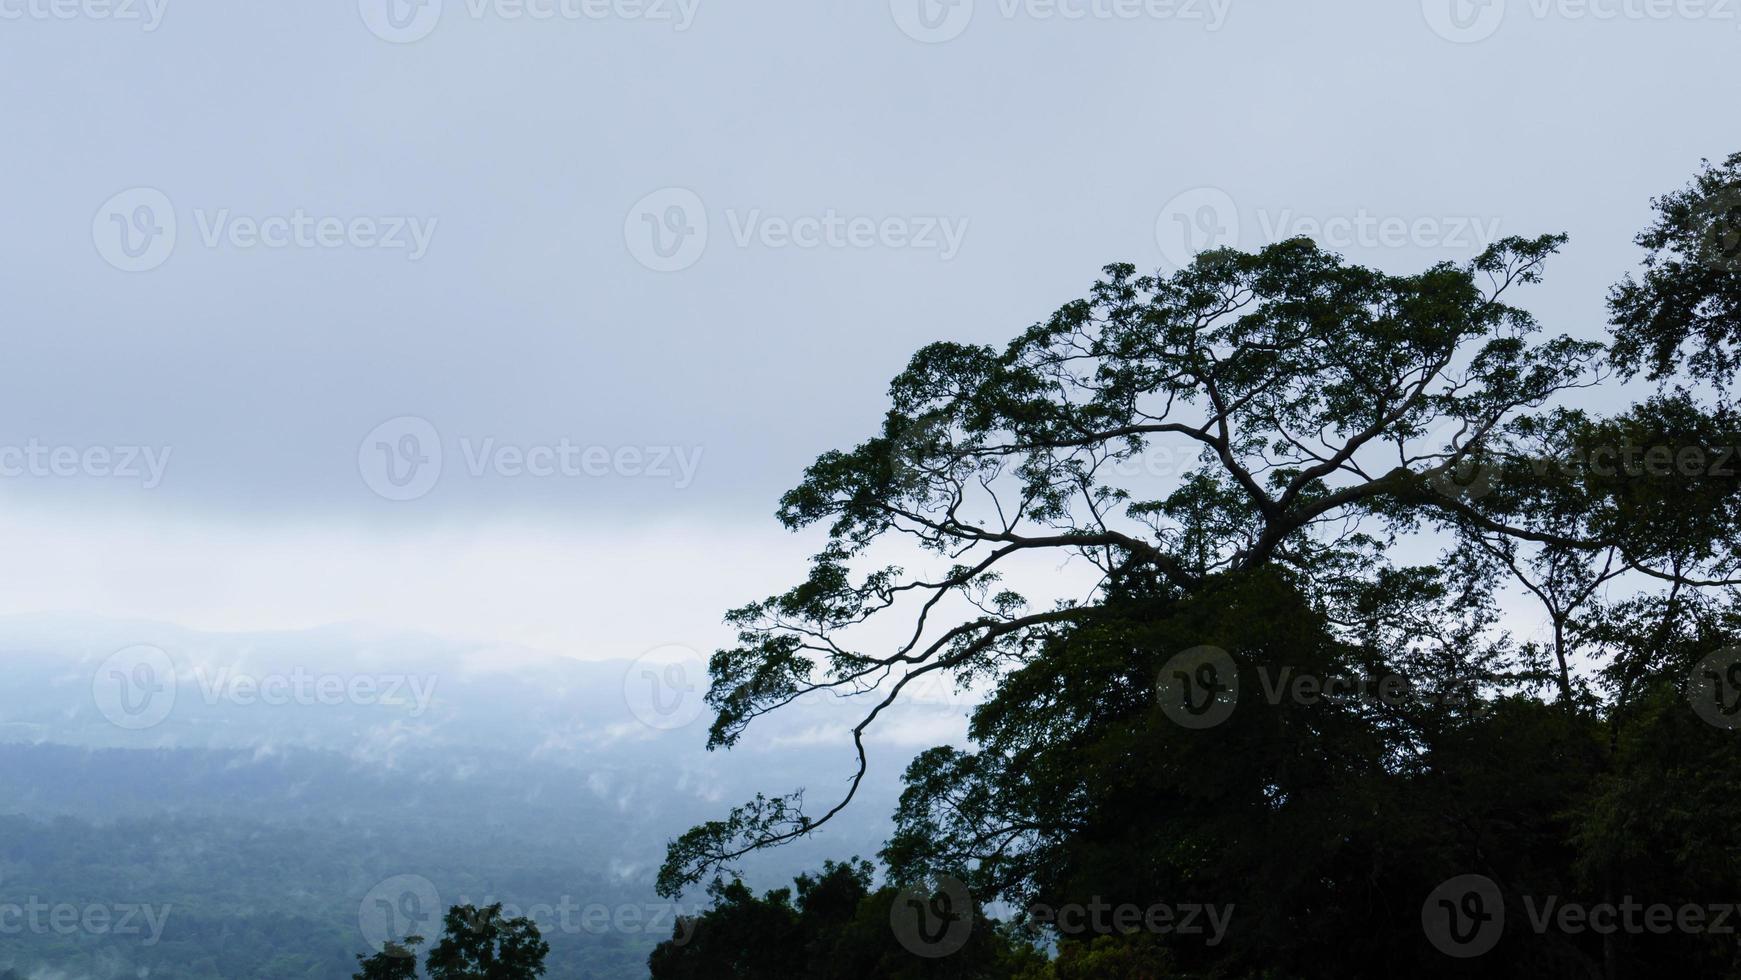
[661,162,1741,978]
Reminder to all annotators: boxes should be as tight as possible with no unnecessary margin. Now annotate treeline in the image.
[0,812,664,980]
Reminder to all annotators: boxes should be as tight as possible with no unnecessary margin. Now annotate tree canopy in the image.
[647,859,1044,980]
[656,156,1741,978]
[354,904,549,980]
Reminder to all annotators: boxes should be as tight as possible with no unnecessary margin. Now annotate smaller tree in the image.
[353,937,423,980]
[426,904,549,980]
[351,904,549,980]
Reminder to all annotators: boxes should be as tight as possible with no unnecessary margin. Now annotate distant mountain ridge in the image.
[0,615,967,979]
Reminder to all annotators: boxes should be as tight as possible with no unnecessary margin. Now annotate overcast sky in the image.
[0,0,1734,656]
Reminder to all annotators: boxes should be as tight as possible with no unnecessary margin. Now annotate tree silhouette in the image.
[659,158,1741,978]
[353,904,549,980]
[1610,152,1741,390]
[426,904,549,980]
[353,937,423,980]
[648,860,1046,979]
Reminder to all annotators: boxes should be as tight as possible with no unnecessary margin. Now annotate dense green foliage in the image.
[354,903,551,980]
[657,157,1741,978]
[427,905,552,980]
[648,861,1046,980]
[1609,152,1741,388]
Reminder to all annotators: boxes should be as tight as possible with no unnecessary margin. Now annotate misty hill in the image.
[0,616,964,979]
